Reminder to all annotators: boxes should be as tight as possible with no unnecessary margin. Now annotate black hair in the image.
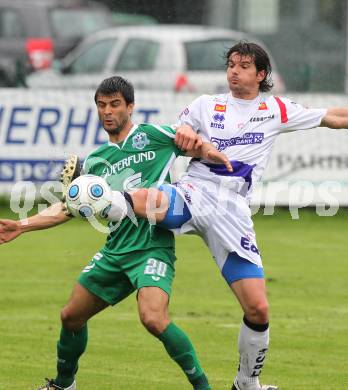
[94,76,134,105]
[225,41,273,92]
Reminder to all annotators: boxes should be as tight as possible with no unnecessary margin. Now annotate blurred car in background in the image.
[0,0,114,86]
[111,12,158,26]
[26,24,285,94]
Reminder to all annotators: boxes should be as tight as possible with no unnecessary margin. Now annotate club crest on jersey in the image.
[214,104,226,112]
[132,132,150,150]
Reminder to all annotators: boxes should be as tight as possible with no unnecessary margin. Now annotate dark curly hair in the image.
[94,76,134,105]
[225,41,273,92]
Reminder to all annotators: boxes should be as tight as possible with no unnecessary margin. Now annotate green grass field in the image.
[0,207,347,389]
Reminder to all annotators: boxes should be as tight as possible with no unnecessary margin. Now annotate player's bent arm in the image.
[0,202,70,244]
[320,108,348,129]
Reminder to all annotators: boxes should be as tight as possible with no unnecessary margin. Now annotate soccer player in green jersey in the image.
[0,76,231,390]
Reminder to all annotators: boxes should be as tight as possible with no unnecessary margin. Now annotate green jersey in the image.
[83,123,184,256]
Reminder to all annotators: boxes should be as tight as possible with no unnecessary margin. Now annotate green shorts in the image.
[78,247,176,305]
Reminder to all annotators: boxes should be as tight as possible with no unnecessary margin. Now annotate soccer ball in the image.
[66,174,112,219]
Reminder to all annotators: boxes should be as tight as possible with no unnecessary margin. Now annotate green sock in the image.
[159,322,211,390]
[55,325,88,388]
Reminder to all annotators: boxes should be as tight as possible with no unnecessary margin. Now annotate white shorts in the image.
[172,177,263,270]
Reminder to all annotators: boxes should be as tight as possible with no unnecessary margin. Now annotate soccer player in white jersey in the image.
[103,42,348,390]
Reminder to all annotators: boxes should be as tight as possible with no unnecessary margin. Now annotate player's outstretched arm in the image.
[321,108,348,129]
[0,202,70,244]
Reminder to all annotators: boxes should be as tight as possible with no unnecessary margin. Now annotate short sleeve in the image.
[143,124,185,157]
[150,124,176,139]
[176,95,205,132]
[275,96,327,133]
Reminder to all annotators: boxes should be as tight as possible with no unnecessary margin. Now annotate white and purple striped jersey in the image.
[178,93,327,203]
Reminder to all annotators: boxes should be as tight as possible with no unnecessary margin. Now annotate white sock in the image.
[235,318,269,390]
[104,191,128,222]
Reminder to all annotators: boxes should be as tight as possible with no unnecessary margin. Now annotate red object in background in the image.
[26,38,54,70]
[174,74,194,92]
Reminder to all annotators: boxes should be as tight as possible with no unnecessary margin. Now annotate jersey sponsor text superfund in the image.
[83,123,183,256]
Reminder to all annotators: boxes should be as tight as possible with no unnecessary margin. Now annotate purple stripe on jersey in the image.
[204,160,256,196]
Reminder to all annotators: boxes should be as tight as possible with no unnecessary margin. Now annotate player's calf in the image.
[232,315,276,390]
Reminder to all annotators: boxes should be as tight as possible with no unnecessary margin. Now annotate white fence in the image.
[0,89,348,206]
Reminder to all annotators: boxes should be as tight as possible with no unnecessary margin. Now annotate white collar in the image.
[108,124,138,149]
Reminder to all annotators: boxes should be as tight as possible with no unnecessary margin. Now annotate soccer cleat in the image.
[232,379,278,390]
[60,155,81,215]
[37,378,76,390]
[60,155,81,197]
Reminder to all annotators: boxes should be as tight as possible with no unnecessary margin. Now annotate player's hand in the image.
[205,149,233,172]
[174,124,203,151]
[0,219,22,244]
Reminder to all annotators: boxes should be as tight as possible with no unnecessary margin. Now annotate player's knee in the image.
[60,307,86,331]
[139,311,168,336]
[245,300,269,323]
